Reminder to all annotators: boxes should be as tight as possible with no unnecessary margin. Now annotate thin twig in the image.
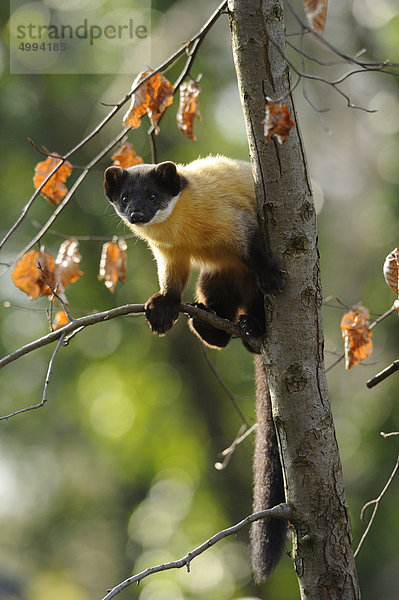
[149,128,158,164]
[264,2,398,113]
[380,431,399,438]
[27,139,74,162]
[146,32,207,141]
[0,334,65,421]
[31,222,136,243]
[366,359,399,389]
[36,262,74,324]
[323,296,351,310]
[27,138,86,170]
[297,26,332,133]
[286,39,350,68]
[363,305,398,387]
[42,334,65,406]
[215,423,257,470]
[354,451,399,558]
[100,503,291,600]
[266,28,382,113]
[369,306,395,330]
[325,353,345,373]
[199,344,250,427]
[173,38,204,90]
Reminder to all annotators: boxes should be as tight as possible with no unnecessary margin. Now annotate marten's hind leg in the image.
[189,270,242,349]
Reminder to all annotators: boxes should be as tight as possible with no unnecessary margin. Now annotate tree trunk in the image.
[228,1,361,598]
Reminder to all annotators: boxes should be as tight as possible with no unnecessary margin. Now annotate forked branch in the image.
[101,503,291,600]
[0,302,259,379]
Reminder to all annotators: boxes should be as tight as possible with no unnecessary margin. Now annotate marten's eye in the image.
[120,194,128,207]
[149,192,157,202]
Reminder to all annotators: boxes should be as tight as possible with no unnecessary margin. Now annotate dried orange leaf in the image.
[340,306,373,370]
[177,81,202,141]
[53,310,70,330]
[111,142,143,168]
[123,71,174,134]
[55,239,83,289]
[383,248,399,295]
[98,239,127,292]
[11,250,56,300]
[123,72,151,129]
[262,103,295,145]
[147,73,174,133]
[33,154,73,205]
[303,0,328,35]
[12,242,82,304]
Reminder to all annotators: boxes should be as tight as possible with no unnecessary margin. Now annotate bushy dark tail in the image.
[251,354,287,583]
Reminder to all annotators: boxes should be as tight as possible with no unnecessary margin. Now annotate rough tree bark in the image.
[228,1,361,598]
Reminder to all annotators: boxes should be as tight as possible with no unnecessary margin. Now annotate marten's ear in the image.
[104,166,124,198]
[155,161,176,179]
[155,162,181,195]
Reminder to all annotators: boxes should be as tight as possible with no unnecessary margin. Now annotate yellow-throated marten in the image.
[104,155,283,349]
[104,155,286,581]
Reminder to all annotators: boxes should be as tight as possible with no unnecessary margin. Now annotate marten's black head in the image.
[104,162,187,226]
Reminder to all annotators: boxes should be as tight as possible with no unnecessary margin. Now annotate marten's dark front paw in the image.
[237,314,265,338]
[257,261,285,295]
[145,292,180,335]
[237,314,265,354]
[188,303,232,349]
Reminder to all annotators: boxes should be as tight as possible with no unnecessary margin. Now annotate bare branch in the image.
[101,503,291,600]
[0,304,145,371]
[0,334,65,421]
[0,302,259,372]
[283,0,399,71]
[354,451,399,558]
[267,29,381,113]
[264,2,399,119]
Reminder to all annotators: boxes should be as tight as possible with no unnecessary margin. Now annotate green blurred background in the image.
[0,1,398,598]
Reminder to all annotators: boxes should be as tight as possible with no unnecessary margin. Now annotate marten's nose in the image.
[129,211,144,223]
